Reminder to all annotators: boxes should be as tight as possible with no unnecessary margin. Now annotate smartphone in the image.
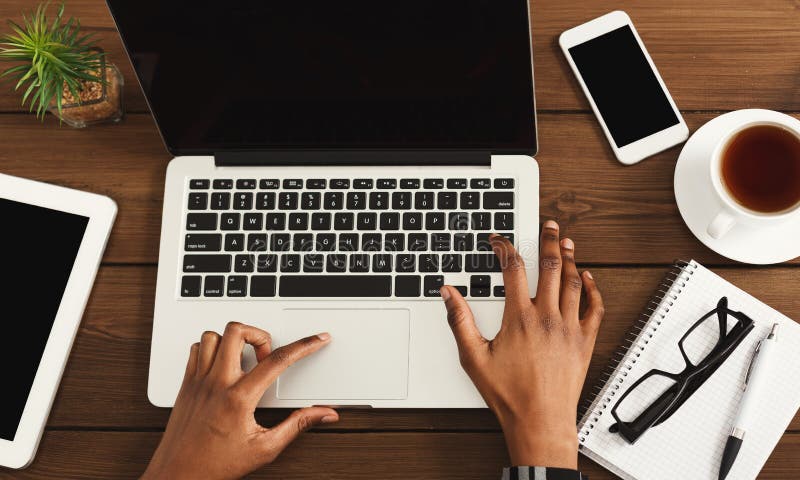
[559,11,688,165]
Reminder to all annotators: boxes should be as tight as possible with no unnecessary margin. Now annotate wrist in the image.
[500,421,578,470]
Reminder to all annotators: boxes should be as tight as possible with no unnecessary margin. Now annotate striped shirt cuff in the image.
[501,466,586,480]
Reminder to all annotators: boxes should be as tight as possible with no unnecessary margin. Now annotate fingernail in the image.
[488,233,499,239]
[585,271,593,280]
[544,220,559,230]
[317,332,331,341]
[561,238,574,250]
[440,286,451,302]
[321,415,339,424]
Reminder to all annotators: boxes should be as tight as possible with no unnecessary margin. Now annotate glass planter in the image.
[49,55,124,128]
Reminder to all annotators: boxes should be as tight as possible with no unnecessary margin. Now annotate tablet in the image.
[0,174,116,469]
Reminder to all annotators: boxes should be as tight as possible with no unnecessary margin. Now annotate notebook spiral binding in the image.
[577,260,698,444]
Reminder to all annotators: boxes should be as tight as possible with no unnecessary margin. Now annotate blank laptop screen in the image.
[107,0,536,154]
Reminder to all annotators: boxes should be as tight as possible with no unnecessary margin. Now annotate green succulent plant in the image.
[0,2,105,119]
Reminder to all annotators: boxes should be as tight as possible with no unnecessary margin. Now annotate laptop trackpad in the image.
[277,309,410,400]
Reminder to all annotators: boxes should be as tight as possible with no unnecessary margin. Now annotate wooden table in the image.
[1,1,799,478]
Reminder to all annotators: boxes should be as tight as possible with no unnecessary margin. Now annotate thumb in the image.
[267,407,339,454]
[441,286,486,361]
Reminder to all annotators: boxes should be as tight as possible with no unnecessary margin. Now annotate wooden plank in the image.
[1,0,800,112]
[4,431,799,479]
[49,266,800,431]
[2,113,799,265]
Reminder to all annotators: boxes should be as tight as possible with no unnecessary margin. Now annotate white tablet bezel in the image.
[559,11,689,165]
[0,174,116,469]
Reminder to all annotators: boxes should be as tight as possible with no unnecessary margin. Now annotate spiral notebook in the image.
[578,260,800,480]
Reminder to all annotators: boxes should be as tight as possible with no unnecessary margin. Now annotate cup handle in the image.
[707,210,736,239]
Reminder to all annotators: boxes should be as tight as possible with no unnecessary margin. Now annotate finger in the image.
[197,331,222,377]
[536,220,563,309]
[441,286,486,362]
[237,333,332,395]
[580,271,605,338]
[559,238,582,323]
[183,342,199,382]
[264,407,339,460]
[213,322,272,377]
[489,234,530,309]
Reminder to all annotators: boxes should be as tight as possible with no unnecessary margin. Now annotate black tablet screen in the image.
[0,198,88,441]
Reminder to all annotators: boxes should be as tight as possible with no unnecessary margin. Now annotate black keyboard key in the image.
[409,233,428,251]
[279,192,298,210]
[424,275,444,297]
[361,233,382,252]
[283,179,303,189]
[227,276,247,297]
[187,213,217,231]
[306,179,326,189]
[183,254,231,273]
[431,233,451,251]
[395,275,421,297]
[441,254,462,272]
[415,192,434,209]
[236,179,256,189]
[454,286,468,297]
[316,233,336,251]
[181,276,202,297]
[225,233,245,251]
[403,212,423,230]
[188,192,208,210]
[324,192,344,210]
[260,179,279,189]
[426,212,446,230]
[301,192,321,210]
[476,233,514,251]
[353,179,373,189]
[495,212,514,230]
[234,254,255,273]
[470,275,491,297]
[257,254,278,272]
[330,179,350,189]
[311,212,332,231]
[270,233,291,251]
[357,212,377,230]
[424,179,444,189]
[471,286,491,297]
[213,179,233,189]
[377,179,396,189]
[243,213,263,230]
[460,192,480,209]
[483,192,514,209]
[250,276,277,297]
[495,178,514,189]
[400,179,420,189]
[470,178,491,189]
[369,192,389,210]
[449,212,470,230]
[247,234,267,252]
[465,254,502,272]
[373,254,392,272]
[395,254,416,273]
[334,212,354,230]
[349,254,370,272]
[185,234,221,252]
[211,192,230,210]
[437,192,457,210]
[338,233,359,252]
[266,213,286,230]
[220,213,240,231]
[293,233,314,252]
[281,254,301,272]
[288,212,309,230]
[256,192,275,210]
[379,212,400,230]
[472,212,492,230]
[280,275,392,297]
[392,191,412,210]
[447,178,467,189]
[190,179,210,189]
[453,233,474,251]
[203,276,224,297]
[346,192,367,209]
[385,233,405,251]
[326,255,348,273]
[419,254,439,273]
[303,254,325,272]
[494,286,506,297]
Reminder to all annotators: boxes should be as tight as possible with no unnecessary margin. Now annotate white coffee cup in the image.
[706,116,800,240]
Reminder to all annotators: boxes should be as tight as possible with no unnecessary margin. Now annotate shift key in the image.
[183,254,231,273]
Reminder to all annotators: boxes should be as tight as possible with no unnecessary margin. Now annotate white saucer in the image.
[674,109,800,265]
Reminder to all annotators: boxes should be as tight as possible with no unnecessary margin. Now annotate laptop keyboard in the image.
[180,177,516,299]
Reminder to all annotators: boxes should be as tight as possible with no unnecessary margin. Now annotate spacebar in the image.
[279,276,392,297]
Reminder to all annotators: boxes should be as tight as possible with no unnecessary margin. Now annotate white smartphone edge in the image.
[559,10,689,165]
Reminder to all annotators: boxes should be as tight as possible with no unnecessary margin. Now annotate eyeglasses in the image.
[609,297,754,443]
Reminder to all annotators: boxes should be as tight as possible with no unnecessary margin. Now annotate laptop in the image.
[107,0,540,407]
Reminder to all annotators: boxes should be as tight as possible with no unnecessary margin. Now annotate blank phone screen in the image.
[568,25,679,148]
[0,198,88,441]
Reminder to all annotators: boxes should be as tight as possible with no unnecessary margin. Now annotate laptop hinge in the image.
[214,150,491,167]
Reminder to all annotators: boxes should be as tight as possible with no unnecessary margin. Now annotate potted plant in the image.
[0,3,123,127]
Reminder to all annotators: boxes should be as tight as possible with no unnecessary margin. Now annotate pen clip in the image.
[744,340,763,390]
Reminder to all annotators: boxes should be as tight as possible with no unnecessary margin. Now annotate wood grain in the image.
[3,431,799,479]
